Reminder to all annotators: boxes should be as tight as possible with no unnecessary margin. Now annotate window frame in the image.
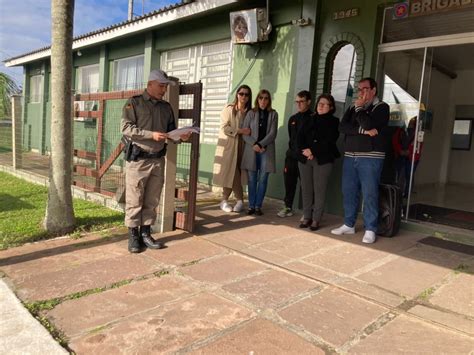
[112,54,145,91]
[29,74,42,103]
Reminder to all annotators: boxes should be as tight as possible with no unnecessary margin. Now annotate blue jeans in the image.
[342,156,384,232]
[248,152,269,209]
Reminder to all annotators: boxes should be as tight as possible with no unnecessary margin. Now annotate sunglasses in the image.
[258,96,270,100]
[238,92,250,97]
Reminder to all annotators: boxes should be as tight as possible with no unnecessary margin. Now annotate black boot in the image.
[140,225,164,249]
[128,227,143,253]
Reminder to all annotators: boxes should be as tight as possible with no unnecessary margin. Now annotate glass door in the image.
[377,47,433,221]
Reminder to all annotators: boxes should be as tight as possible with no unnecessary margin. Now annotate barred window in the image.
[161,40,233,144]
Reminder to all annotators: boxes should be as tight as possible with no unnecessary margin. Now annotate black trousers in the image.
[283,156,300,209]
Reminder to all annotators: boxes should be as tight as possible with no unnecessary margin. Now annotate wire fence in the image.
[1,84,202,232]
[0,92,192,200]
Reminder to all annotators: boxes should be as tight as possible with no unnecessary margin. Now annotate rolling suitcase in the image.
[377,184,402,237]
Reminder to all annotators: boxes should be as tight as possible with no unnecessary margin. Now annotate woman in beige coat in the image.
[212,85,252,212]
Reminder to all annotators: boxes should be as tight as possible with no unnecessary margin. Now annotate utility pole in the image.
[128,0,134,20]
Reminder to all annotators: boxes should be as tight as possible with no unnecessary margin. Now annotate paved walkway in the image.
[0,200,473,354]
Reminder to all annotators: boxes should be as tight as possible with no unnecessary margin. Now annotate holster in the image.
[121,136,135,162]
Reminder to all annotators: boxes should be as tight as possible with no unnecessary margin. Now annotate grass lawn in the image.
[0,124,12,153]
[0,171,124,249]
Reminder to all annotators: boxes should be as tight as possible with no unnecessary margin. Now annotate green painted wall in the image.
[230,24,299,200]
[20,0,397,214]
[24,103,41,151]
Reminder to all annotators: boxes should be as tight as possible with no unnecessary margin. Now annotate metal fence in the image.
[0,83,202,233]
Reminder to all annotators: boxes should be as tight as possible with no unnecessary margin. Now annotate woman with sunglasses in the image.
[297,93,340,230]
[212,85,252,213]
[241,89,278,215]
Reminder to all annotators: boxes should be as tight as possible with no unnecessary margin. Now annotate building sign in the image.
[333,8,359,20]
[394,0,474,19]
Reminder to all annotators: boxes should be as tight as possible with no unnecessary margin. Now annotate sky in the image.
[0,0,178,86]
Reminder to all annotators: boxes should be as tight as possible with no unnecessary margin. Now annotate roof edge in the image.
[4,0,238,67]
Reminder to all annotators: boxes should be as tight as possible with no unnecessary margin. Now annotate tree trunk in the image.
[44,0,75,233]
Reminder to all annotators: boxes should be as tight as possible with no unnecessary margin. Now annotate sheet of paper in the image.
[167,126,200,141]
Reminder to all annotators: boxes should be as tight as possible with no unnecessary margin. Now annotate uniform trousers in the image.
[125,157,165,228]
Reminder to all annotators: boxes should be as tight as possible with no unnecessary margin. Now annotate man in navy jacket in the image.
[331,78,389,244]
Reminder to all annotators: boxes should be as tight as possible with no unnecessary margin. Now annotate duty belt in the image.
[137,147,167,159]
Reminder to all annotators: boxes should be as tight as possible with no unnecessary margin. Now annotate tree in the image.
[44,0,75,233]
[0,72,20,120]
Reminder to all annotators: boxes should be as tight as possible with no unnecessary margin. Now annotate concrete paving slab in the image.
[180,254,268,284]
[0,237,128,279]
[357,244,471,298]
[279,286,388,348]
[221,224,301,245]
[0,279,67,355]
[13,254,161,301]
[201,234,249,251]
[284,261,341,283]
[68,292,254,354]
[429,273,474,317]
[47,276,198,337]
[409,305,474,335]
[191,318,325,354]
[335,277,406,308]
[222,269,320,309]
[303,242,392,275]
[256,233,340,259]
[348,314,474,354]
[144,238,226,267]
[0,233,126,265]
[240,246,294,265]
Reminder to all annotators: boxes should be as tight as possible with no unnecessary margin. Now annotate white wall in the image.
[448,69,474,185]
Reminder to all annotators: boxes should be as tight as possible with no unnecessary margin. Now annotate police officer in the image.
[121,69,190,253]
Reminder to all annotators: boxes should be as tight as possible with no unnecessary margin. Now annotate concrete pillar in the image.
[99,45,109,91]
[11,95,23,169]
[21,68,29,150]
[38,62,49,154]
[156,84,179,233]
[144,32,160,81]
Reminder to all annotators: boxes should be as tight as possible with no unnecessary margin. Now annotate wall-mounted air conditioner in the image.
[229,8,270,44]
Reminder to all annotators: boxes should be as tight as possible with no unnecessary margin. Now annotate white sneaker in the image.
[233,200,243,212]
[331,224,355,235]
[362,231,376,244]
[220,200,233,213]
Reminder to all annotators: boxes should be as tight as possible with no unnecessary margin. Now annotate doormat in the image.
[408,204,474,231]
[418,236,474,256]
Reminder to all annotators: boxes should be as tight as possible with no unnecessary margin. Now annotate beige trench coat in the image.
[212,105,246,188]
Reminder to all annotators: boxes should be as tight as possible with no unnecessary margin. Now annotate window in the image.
[77,64,99,93]
[161,40,233,144]
[330,44,357,113]
[113,55,144,91]
[76,64,100,112]
[452,119,473,151]
[29,75,42,103]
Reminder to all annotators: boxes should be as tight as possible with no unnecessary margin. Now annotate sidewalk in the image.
[0,200,473,354]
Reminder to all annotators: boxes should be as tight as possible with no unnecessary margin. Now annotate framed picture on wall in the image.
[451,118,473,151]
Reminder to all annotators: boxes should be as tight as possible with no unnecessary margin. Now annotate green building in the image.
[5,0,474,234]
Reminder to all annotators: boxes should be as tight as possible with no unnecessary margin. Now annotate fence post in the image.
[157,85,179,233]
[11,95,23,169]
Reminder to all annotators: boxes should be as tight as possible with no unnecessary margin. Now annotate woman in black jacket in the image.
[297,94,340,230]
